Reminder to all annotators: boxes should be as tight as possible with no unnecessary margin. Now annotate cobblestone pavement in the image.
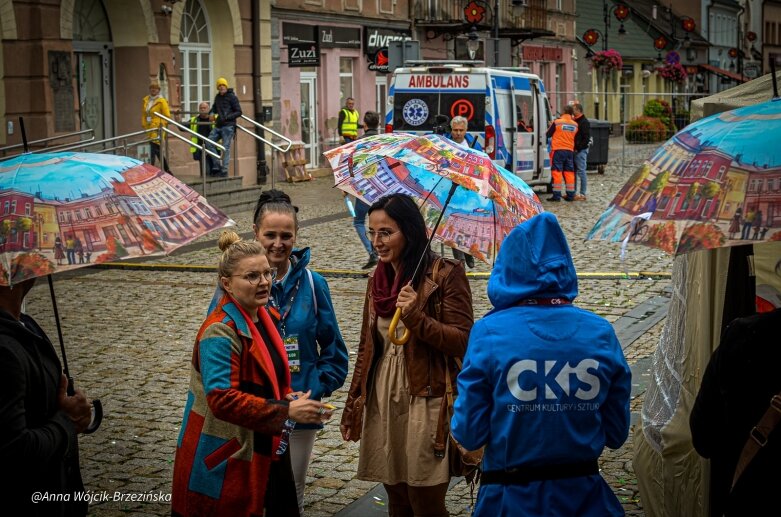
[22,143,669,516]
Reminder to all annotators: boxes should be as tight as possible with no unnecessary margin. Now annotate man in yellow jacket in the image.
[338,97,360,143]
[141,80,171,173]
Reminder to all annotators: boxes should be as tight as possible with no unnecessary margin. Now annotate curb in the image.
[89,262,671,280]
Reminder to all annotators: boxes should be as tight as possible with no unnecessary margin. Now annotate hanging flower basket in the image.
[658,62,688,83]
[590,49,623,73]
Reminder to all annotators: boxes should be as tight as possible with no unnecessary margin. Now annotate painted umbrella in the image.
[326,133,544,344]
[0,151,234,432]
[326,133,544,265]
[0,151,234,286]
[587,98,781,256]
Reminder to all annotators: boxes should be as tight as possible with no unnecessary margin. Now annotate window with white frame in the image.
[340,58,354,104]
[179,0,212,116]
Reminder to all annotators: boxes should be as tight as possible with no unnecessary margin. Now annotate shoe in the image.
[547,196,561,202]
[465,255,475,268]
[574,194,587,201]
[361,256,378,269]
[563,195,575,202]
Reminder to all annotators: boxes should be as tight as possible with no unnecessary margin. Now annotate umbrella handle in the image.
[83,399,103,434]
[389,308,410,346]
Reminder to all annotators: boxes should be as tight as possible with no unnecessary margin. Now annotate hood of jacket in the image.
[487,212,578,309]
[288,247,311,277]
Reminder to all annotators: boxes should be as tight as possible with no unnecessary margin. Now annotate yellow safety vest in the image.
[189,115,216,153]
[340,108,359,137]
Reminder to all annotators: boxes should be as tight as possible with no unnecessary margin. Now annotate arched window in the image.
[179,0,212,116]
[73,0,111,41]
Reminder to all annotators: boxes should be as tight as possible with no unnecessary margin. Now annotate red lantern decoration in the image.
[728,47,738,59]
[654,36,668,50]
[747,31,757,42]
[583,29,600,47]
[614,4,630,21]
[681,17,696,33]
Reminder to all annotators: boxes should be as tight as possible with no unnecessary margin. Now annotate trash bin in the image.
[587,119,610,174]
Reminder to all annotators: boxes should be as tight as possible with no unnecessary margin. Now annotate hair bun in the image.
[218,230,242,251]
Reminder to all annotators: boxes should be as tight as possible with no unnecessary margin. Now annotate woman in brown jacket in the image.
[340,193,474,516]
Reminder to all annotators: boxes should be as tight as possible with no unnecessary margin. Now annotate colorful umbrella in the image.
[587,98,781,256]
[325,133,544,265]
[0,150,234,432]
[0,151,234,286]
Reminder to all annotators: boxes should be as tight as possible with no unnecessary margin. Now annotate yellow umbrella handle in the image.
[389,307,410,346]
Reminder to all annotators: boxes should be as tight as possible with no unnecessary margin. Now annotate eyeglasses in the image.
[232,268,277,286]
[365,230,401,243]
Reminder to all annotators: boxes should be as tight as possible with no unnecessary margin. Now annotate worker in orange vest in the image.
[545,105,579,202]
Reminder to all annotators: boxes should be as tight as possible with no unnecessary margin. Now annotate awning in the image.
[699,63,750,83]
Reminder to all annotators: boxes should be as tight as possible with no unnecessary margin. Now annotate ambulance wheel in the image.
[598,164,606,174]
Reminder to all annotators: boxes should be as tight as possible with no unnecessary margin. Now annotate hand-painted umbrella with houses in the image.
[587,99,781,255]
[0,152,234,286]
[326,133,544,265]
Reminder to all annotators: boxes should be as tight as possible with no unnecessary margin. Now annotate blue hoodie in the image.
[451,213,631,517]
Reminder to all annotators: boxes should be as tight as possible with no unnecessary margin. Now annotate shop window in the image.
[340,58,354,104]
[179,0,212,116]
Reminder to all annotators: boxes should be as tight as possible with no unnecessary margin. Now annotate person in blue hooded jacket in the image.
[209,190,348,515]
[451,212,631,517]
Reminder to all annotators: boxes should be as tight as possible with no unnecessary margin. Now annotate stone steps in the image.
[179,176,262,214]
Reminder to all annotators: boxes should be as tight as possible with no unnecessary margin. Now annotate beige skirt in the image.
[356,316,450,487]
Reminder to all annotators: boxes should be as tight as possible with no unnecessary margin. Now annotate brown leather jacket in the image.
[341,256,474,442]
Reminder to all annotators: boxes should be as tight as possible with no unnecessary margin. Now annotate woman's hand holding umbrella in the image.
[57,373,93,434]
[396,284,418,317]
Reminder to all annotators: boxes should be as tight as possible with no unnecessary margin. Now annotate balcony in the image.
[414,0,552,42]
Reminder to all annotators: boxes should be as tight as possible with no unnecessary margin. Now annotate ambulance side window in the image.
[514,94,534,133]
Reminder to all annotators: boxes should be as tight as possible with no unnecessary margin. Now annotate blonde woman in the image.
[141,80,171,173]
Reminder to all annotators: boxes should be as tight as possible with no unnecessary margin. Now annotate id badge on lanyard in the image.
[284,335,301,373]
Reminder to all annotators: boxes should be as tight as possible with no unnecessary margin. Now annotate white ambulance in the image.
[385,61,553,188]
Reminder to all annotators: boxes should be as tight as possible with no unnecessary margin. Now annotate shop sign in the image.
[288,42,320,67]
[318,26,361,49]
[522,46,563,62]
[283,23,316,44]
[364,27,412,56]
[743,62,760,79]
[368,48,389,73]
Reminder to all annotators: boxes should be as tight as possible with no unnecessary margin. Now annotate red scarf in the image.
[372,261,407,318]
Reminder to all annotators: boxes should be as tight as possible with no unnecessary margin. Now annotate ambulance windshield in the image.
[392,92,486,133]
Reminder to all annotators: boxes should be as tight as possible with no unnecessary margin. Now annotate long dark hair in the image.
[252,189,299,229]
[368,193,434,289]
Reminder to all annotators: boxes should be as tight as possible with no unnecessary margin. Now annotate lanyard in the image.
[516,298,572,306]
[269,278,302,337]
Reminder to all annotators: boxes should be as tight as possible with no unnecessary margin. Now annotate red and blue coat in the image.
[172,294,292,516]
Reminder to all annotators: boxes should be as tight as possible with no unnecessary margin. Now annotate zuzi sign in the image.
[288,42,320,67]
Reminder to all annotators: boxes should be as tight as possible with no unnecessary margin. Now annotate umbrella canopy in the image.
[0,152,234,286]
[325,133,544,264]
[587,98,781,255]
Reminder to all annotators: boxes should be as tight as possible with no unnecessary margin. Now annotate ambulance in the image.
[385,61,553,188]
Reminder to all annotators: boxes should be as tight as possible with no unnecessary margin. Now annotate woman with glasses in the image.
[340,193,474,516]
[173,231,331,517]
[249,189,348,515]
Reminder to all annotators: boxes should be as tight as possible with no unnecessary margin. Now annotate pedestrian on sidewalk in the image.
[249,189,348,515]
[1,278,92,517]
[572,101,590,201]
[690,308,781,517]
[451,212,631,517]
[141,80,171,173]
[338,97,360,143]
[173,231,331,517]
[351,111,380,269]
[189,101,216,171]
[206,77,242,177]
[340,193,474,517]
[446,116,477,269]
[546,105,578,202]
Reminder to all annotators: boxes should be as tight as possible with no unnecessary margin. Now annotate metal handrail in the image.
[154,113,226,195]
[41,129,152,153]
[239,115,292,153]
[0,128,94,155]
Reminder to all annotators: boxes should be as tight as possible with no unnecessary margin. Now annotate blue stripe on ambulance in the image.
[386,82,396,125]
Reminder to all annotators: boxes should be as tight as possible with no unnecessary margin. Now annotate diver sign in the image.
[450,99,475,121]
[506,359,601,402]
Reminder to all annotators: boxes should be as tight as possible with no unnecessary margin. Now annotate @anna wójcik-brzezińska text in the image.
[30,490,171,504]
